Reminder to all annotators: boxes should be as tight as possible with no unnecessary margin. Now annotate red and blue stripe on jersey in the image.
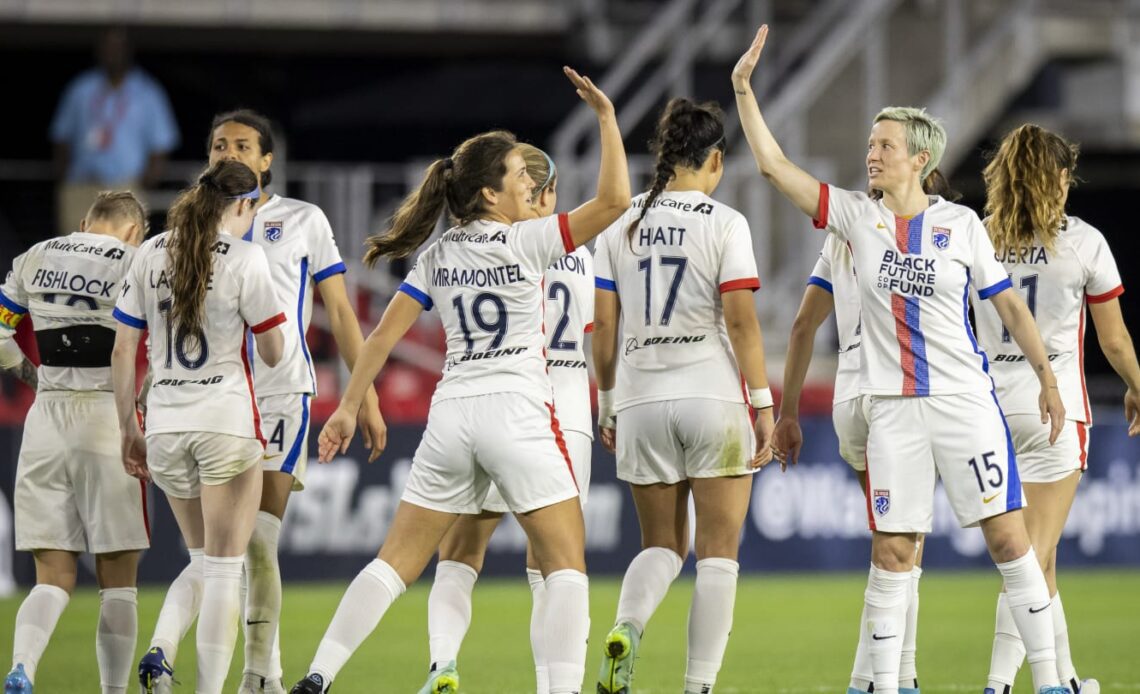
[891,214,930,396]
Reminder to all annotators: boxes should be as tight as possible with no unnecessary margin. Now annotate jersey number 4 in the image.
[637,255,688,326]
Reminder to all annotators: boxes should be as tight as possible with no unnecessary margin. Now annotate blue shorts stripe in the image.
[280,394,310,475]
[990,389,1022,512]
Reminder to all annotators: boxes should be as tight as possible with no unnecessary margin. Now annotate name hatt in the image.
[638,226,687,247]
[431,264,524,288]
[30,268,116,297]
[876,250,936,297]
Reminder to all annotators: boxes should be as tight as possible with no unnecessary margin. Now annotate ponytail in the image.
[364,158,451,265]
[922,168,961,202]
[166,160,259,344]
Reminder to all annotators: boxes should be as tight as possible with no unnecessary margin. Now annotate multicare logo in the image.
[873,489,890,516]
[932,226,951,250]
[264,221,284,243]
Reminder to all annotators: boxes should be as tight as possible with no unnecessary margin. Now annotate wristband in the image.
[748,387,774,410]
[597,388,616,428]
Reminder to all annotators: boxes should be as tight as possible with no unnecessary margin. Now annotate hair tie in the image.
[197,171,217,188]
[443,157,455,171]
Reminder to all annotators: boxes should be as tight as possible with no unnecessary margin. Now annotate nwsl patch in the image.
[264,221,284,243]
[932,226,951,250]
[873,489,890,516]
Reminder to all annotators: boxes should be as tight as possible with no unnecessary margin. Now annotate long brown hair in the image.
[983,123,1078,255]
[364,130,518,264]
[627,98,725,244]
[166,160,259,343]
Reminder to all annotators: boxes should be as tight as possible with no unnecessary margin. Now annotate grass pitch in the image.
[1,570,1137,692]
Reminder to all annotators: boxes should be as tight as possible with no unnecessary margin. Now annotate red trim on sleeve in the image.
[584,322,594,334]
[1086,285,1124,304]
[719,278,761,293]
[250,312,287,334]
[557,212,575,253]
[812,182,829,229]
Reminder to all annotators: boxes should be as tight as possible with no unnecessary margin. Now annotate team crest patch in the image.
[264,221,284,242]
[932,226,951,250]
[873,489,890,516]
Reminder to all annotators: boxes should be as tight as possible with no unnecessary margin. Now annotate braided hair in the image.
[627,98,726,244]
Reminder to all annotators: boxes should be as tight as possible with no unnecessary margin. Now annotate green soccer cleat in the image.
[596,622,640,694]
[416,661,459,694]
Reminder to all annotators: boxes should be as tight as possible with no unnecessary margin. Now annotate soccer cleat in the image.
[138,647,174,694]
[3,664,32,694]
[290,673,330,694]
[240,673,289,694]
[1075,679,1100,694]
[596,622,640,694]
[416,661,460,694]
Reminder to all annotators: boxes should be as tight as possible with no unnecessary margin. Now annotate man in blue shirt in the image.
[50,28,180,234]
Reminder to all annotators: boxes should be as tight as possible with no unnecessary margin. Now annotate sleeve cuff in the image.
[557,212,574,253]
[719,278,761,293]
[1086,285,1124,304]
[977,276,1013,300]
[595,277,617,292]
[806,276,834,294]
[812,182,829,230]
[584,322,594,334]
[112,307,147,329]
[250,312,287,334]
[398,282,434,310]
[0,291,27,315]
[312,261,348,283]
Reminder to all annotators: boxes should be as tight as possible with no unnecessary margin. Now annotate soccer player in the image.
[135,109,385,694]
[290,66,628,694]
[2,192,148,694]
[420,143,595,694]
[975,124,1139,694]
[771,231,927,694]
[592,97,774,694]
[734,25,1069,694]
[112,160,287,694]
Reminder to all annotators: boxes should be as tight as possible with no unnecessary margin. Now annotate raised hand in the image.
[564,66,615,118]
[731,24,769,90]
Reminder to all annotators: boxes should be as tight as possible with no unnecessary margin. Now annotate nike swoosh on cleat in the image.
[1029,604,1050,614]
[871,633,896,640]
[983,493,1000,503]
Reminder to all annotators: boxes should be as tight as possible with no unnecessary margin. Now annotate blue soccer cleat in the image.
[3,664,31,694]
[138,647,174,694]
[1037,687,1072,694]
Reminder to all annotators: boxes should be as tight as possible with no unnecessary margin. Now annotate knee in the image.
[694,532,739,562]
[871,536,917,573]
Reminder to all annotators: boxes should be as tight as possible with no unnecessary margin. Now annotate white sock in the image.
[197,555,245,694]
[527,568,550,694]
[684,558,739,693]
[995,549,1058,690]
[309,559,405,684]
[544,569,589,694]
[987,592,1025,691]
[427,560,478,669]
[11,583,69,683]
[848,602,874,691]
[863,564,911,694]
[97,587,137,694]
[244,512,283,680]
[151,548,205,666]
[614,547,683,634]
[1052,592,1078,686]
[898,566,922,689]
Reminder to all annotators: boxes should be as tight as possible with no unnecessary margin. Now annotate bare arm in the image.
[779,285,834,420]
[722,289,775,468]
[0,335,37,390]
[1089,297,1140,435]
[254,326,285,367]
[563,67,632,247]
[990,289,1064,441]
[592,288,620,451]
[111,323,148,480]
[732,25,824,220]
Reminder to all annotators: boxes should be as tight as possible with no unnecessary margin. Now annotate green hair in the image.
[873,106,946,180]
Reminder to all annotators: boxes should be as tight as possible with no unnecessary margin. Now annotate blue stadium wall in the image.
[2,416,1139,585]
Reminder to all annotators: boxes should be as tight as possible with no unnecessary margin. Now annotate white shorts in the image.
[833,396,870,471]
[1006,414,1088,484]
[865,391,1025,533]
[616,398,756,485]
[146,432,264,499]
[403,394,579,515]
[482,430,592,513]
[259,393,311,490]
[15,392,150,554]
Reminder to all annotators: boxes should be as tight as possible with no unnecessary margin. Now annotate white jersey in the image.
[815,183,1011,397]
[973,216,1123,424]
[114,232,287,440]
[399,213,576,405]
[807,233,862,405]
[544,246,594,438]
[0,233,135,392]
[594,190,760,410]
[244,194,346,397]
